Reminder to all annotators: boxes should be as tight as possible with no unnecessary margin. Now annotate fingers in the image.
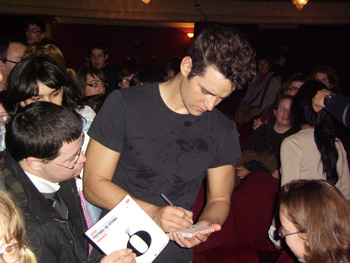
[158,206,193,232]
[101,248,136,263]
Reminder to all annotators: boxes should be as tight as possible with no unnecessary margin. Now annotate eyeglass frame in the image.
[0,243,27,263]
[279,226,301,239]
[0,58,21,65]
[25,28,42,34]
[42,133,85,169]
[276,106,290,113]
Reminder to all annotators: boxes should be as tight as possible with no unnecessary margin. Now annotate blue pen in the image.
[160,193,174,206]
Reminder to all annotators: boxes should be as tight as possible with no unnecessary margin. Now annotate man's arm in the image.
[172,164,235,248]
[83,139,193,232]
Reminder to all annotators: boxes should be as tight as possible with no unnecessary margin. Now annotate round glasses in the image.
[43,133,84,169]
[0,243,27,263]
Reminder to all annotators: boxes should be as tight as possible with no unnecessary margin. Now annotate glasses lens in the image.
[1,243,25,263]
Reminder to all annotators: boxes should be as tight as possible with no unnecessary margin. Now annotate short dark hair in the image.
[6,102,82,161]
[117,68,135,83]
[89,42,109,56]
[4,54,82,115]
[0,37,27,60]
[129,69,165,87]
[77,66,108,96]
[27,19,46,33]
[186,26,256,90]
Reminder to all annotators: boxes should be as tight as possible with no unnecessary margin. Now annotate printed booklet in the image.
[85,195,169,263]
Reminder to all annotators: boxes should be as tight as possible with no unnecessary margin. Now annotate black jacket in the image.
[0,151,102,263]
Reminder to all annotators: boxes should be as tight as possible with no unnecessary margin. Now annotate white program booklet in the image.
[85,195,169,263]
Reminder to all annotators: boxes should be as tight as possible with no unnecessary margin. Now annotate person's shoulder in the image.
[209,109,236,131]
[77,105,96,120]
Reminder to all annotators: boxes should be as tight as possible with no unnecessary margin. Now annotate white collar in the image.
[25,171,60,194]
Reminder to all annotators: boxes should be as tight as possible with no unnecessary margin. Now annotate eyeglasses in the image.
[122,79,131,83]
[0,58,21,64]
[90,54,105,59]
[0,243,27,263]
[25,28,41,34]
[86,82,108,88]
[279,226,301,239]
[43,133,85,169]
[277,107,290,113]
[0,115,11,124]
[288,86,300,92]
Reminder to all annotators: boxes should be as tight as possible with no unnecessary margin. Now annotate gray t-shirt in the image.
[88,83,241,262]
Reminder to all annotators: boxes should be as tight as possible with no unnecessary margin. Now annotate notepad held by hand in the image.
[176,225,216,238]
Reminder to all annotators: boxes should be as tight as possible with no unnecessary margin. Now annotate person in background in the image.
[280,81,350,200]
[117,68,134,89]
[310,64,340,94]
[129,69,165,87]
[0,190,37,263]
[89,42,118,92]
[0,37,27,92]
[1,102,136,263]
[77,66,108,97]
[278,73,308,97]
[236,95,297,180]
[83,26,256,263]
[25,19,57,46]
[279,179,350,263]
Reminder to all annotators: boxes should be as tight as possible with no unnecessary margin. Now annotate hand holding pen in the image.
[154,193,193,233]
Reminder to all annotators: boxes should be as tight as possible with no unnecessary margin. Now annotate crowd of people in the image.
[0,19,350,263]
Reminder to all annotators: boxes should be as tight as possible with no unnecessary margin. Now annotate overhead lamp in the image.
[292,0,309,10]
[141,0,151,4]
[187,33,194,38]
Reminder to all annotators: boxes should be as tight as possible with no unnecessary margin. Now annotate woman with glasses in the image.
[77,66,108,97]
[280,81,350,200]
[278,179,350,263]
[278,73,308,97]
[0,190,37,263]
[236,95,298,180]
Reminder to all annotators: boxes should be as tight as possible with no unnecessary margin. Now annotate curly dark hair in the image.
[291,80,338,185]
[186,26,256,90]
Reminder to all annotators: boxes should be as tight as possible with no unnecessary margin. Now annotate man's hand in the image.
[312,88,329,112]
[168,220,221,248]
[153,205,193,232]
[101,248,136,263]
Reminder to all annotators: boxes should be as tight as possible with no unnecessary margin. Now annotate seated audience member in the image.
[236,54,281,124]
[0,37,27,92]
[312,88,350,128]
[0,190,37,263]
[117,68,134,89]
[89,42,117,92]
[236,95,297,180]
[77,66,108,97]
[251,73,308,131]
[1,102,136,263]
[129,69,165,87]
[279,180,350,263]
[164,58,181,81]
[280,81,350,200]
[310,64,340,94]
[82,94,107,113]
[4,54,101,223]
[277,73,308,97]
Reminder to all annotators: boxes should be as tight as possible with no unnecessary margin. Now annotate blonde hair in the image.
[280,180,350,263]
[0,190,37,263]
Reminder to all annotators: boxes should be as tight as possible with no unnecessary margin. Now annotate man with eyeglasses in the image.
[0,102,136,263]
[25,20,46,45]
[0,37,27,91]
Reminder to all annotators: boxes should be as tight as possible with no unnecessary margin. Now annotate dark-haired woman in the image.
[77,66,108,97]
[280,81,350,200]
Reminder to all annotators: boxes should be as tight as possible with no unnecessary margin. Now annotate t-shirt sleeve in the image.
[88,91,126,153]
[209,120,241,168]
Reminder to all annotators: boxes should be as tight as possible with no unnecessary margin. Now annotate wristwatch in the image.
[324,92,334,106]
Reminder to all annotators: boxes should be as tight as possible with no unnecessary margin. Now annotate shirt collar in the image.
[25,171,60,194]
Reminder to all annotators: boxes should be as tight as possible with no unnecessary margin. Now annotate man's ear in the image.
[105,54,109,61]
[26,157,44,171]
[180,56,192,78]
[40,33,45,41]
